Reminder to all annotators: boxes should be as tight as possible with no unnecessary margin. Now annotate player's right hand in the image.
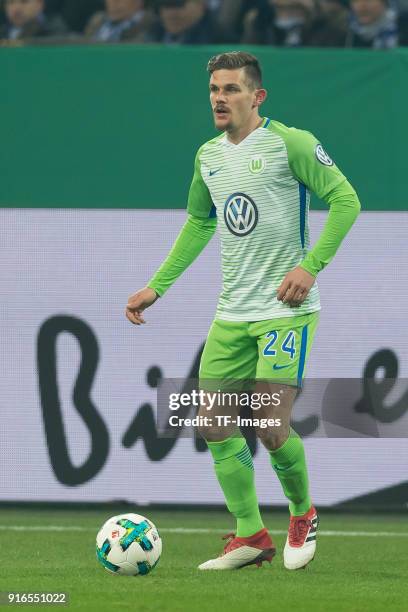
[125,287,159,325]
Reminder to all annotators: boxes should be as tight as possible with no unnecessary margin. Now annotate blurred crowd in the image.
[1,0,408,48]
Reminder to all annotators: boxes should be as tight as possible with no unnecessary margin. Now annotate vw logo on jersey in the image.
[315,144,334,166]
[224,193,258,236]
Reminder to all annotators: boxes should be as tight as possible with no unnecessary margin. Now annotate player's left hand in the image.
[276,266,316,307]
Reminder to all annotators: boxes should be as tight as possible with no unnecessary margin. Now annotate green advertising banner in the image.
[1,45,407,210]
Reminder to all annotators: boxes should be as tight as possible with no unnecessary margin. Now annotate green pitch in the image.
[1,508,407,612]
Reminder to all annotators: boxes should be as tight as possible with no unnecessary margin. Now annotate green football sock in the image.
[207,437,264,537]
[269,428,311,516]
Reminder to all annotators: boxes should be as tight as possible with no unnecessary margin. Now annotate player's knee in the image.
[196,422,233,442]
[256,426,289,451]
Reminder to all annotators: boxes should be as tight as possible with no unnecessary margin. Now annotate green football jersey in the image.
[187,118,348,322]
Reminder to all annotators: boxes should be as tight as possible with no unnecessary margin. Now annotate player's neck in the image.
[226,115,264,145]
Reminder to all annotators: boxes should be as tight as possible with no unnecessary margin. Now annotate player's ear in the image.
[254,89,267,108]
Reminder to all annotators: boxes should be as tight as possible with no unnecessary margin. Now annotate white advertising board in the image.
[0,210,407,506]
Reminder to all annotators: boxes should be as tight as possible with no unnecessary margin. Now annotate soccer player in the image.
[126,52,360,570]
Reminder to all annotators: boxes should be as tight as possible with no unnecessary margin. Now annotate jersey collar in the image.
[223,117,271,148]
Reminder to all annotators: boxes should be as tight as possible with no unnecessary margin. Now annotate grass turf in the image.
[1,508,407,612]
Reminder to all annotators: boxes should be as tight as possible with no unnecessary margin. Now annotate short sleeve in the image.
[285,129,347,200]
[187,147,215,218]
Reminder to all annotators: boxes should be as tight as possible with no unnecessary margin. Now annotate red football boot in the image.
[284,506,319,570]
[198,528,276,570]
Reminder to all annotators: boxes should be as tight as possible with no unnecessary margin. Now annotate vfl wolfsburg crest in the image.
[224,193,258,236]
[248,155,266,174]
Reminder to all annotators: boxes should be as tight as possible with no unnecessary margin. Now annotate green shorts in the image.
[199,311,319,389]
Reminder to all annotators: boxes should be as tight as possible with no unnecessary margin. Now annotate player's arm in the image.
[277,130,361,305]
[126,148,217,325]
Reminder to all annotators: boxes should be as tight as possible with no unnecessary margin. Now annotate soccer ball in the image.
[96,513,162,576]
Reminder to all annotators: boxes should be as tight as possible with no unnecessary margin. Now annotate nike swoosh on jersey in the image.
[272,364,290,370]
[209,168,223,176]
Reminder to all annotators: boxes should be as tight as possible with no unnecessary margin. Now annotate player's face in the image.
[209,69,260,133]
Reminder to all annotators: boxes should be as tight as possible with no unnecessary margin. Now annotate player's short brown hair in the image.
[207,52,263,90]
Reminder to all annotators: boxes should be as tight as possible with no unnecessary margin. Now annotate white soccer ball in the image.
[96,513,162,576]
